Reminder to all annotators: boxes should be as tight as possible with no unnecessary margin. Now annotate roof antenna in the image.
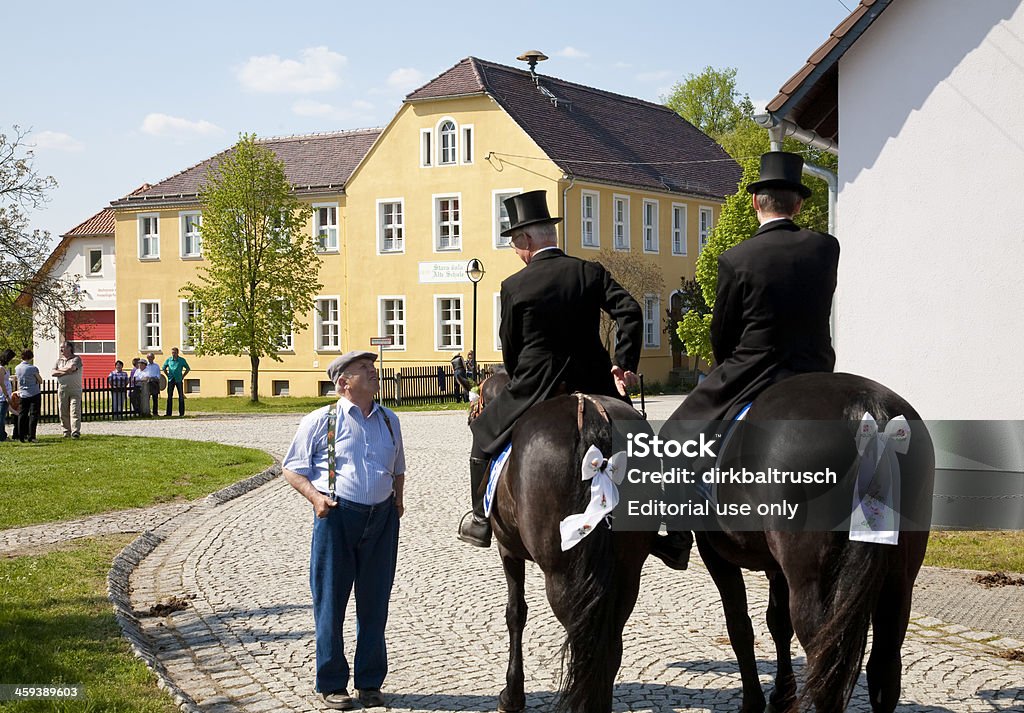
[516,50,548,85]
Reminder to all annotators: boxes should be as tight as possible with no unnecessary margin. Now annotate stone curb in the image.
[106,461,281,713]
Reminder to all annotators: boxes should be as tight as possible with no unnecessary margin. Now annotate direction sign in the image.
[370,336,394,346]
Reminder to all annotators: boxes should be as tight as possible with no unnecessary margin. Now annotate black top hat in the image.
[746,151,812,199]
[501,190,563,237]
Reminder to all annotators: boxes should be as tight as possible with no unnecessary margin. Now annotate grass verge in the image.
[924,530,1024,572]
[186,395,468,414]
[0,535,177,712]
[0,436,272,530]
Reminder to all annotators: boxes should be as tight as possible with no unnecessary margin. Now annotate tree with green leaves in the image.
[664,276,710,380]
[664,66,754,140]
[181,134,321,402]
[592,247,664,356]
[1,126,80,346]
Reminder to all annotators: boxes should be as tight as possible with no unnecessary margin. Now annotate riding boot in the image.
[457,457,492,547]
[651,530,694,570]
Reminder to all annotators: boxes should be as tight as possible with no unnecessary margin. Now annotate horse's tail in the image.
[557,399,620,713]
[801,539,889,709]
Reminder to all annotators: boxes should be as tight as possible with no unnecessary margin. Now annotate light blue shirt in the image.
[283,397,405,506]
[15,362,41,398]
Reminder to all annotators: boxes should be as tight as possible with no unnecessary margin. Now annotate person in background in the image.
[143,352,162,416]
[129,358,146,414]
[15,349,43,443]
[162,347,191,417]
[450,352,471,403]
[52,341,84,438]
[465,350,477,382]
[109,360,129,418]
[0,348,14,442]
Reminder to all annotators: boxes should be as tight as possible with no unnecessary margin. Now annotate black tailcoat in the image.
[671,219,840,424]
[471,248,642,456]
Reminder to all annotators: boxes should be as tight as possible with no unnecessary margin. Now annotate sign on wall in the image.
[418,261,470,284]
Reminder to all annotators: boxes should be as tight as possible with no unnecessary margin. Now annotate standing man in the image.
[282,351,405,711]
[450,352,471,402]
[655,151,841,569]
[52,341,83,439]
[162,347,191,417]
[142,352,162,416]
[458,190,642,547]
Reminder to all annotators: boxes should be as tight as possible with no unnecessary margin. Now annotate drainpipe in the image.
[561,172,575,252]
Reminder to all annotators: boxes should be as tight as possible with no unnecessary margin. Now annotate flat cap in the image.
[326,350,378,383]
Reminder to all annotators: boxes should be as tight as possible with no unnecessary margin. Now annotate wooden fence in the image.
[14,377,146,423]
[377,363,496,407]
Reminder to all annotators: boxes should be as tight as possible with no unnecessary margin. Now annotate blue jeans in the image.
[165,380,185,416]
[310,495,399,693]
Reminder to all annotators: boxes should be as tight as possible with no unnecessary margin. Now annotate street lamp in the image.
[466,258,485,381]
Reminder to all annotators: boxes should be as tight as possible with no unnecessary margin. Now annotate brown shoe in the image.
[323,689,358,710]
[358,689,386,708]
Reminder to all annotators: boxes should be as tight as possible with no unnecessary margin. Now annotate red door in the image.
[65,310,116,380]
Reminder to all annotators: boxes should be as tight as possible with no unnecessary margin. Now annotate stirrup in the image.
[457,510,492,548]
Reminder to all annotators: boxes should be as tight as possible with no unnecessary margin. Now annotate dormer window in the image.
[439,120,457,164]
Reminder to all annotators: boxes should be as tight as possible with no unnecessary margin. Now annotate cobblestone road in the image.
[14,398,1024,711]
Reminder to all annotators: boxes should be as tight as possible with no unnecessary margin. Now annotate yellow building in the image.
[111,56,740,398]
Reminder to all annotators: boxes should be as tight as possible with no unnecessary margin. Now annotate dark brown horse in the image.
[674,372,934,713]
[474,371,655,713]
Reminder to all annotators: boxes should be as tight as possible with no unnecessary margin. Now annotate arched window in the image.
[439,120,456,164]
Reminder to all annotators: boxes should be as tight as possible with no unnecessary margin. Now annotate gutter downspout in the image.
[561,172,575,252]
[754,112,840,341]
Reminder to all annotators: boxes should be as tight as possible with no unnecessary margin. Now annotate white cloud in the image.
[386,67,427,93]
[749,97,772,113]
[636,69,673,83]
[237,46,347,93]
[140,113,223,139]
[555,46,589,59]
[32,131,84,152]
[291,99,374,121]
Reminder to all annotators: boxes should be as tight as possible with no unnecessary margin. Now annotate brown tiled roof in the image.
[62,207,115,238]
[112,130,381,207]
[408,57,740,200]
[765,0,892,143]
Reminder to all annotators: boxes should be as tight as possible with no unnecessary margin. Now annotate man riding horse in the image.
[658,150,841,568]
[457,190,644,549]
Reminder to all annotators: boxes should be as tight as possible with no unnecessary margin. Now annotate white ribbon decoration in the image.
[849,413,910,545]
[559,445,627,551]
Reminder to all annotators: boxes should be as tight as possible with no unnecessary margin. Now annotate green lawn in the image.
[924,530,1024,572]
[0,436,272,530]
[0,535,178,712]
[186,395,469,414]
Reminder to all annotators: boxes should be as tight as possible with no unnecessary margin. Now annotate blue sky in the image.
[8,0,852,243]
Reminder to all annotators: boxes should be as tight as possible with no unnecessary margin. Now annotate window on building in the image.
[435,196,461,250]
[699,207,714,254]
[644,295,661,348]
[272,380,290,396]
[643,200,659,253]
[314,204,338,252]
[581,191,599,248]
[461,126,473,163]
[439,120,456,164]
[420,129,432,167]
[275,300,293,352]
[493,190,518,247]
[379,200,404,253]
[672,204,687,255]
[319,380,336,397]
[140,301,161,350]
[180,300,201,352]
[180,212,202,258]
[139,215,159,259]
[380,298,406,348]
[227,380,244,396]
[315,298,340,351]
[185,379,201,394]
[436,296,463,349]
[613,197,630,250]
[493,292,503,352]
[87,248,103,276]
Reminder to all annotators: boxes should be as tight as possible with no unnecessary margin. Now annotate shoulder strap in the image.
[327,405,337,499]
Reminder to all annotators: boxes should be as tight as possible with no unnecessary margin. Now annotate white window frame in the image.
[643,294,661,349]
[139,300,162,351]
[437,117,457,165]
[699,206,714,255]
[643,199,659,254]
[378,296,407,350]
[179,211,202,259]
[671,203,688,256]
[138,213,160,260]
[461,125,474,164]
[314,296,341,352]
[179,299,201,352]
[313,203,339,253]
[275,299,293,353]
[613,195,630,251]
[85,246,103,277]
[376,198,405,254]
[434,294,463,351]
[420,128,432,167]
[581,190,600,250]
[433,193,462,252]
[492,189,521,248]
[493,292,503,352]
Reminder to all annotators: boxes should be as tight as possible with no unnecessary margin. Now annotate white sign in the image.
[370,336,394,346]
[419,261,469,284]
